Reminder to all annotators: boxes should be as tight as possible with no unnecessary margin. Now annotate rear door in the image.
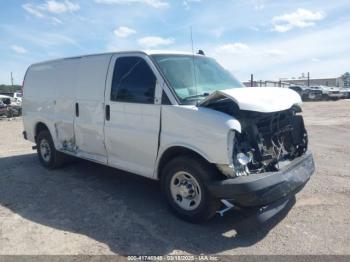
[74,54,112,163]
[104,53,163,177]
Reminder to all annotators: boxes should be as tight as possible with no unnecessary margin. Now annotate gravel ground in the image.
[0,100,349,255]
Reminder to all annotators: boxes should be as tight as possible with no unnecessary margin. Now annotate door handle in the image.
[75,102,79,117]
[105,104,110,121]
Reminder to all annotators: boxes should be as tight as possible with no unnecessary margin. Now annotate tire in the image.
[161,155,221,223]
[6,108,13,118]
[36,130,66,169]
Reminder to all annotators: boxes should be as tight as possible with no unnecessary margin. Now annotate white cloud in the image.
[252,0,264,11]
[183,0,201,10]
[11,45,28,54]
[22,1,79,24]
[265,49,287,57]
[42,0,80,14]
[95,0,169,8]
[114,26,136,38]
[23,3,45,18]
[272,9,326,33]
[250,26,260,31]
[138,36,174,48]
[51,17,63,25]
[211,20,350,80]
[217,43,250,54]
[210,27,225,38]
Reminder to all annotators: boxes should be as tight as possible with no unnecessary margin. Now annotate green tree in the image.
[0,85,22,93]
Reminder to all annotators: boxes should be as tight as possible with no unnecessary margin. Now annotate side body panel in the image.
[23,59,79,148]
[74,54,112,163]
[104,53,164,177]
[155,105,241,177]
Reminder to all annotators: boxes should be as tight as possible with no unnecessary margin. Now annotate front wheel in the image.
[161,156,220,223]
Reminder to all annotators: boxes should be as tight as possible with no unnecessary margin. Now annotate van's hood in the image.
[199,87,302,113]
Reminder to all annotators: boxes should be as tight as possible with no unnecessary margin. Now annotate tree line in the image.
[0,85,22,93]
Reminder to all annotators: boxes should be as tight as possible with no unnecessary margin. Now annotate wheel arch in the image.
[156,145,213,180]
[34,122,50,143]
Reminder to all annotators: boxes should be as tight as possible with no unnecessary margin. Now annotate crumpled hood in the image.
[199,87,302,113]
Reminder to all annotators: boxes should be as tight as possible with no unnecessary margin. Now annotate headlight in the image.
[236,152,252,166]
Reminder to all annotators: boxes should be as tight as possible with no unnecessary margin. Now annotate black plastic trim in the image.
[208,151,315,207]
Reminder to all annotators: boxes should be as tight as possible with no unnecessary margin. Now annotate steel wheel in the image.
[39,138,51,162]
[170,171,202,211]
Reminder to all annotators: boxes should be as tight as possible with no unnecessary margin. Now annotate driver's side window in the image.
[111,56,156,104]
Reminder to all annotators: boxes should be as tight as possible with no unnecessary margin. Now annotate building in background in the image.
[243,80,291,88]
[282,76,339,87]
[282,72,350,88]
[339,72,350,88]
[243,72,349,88]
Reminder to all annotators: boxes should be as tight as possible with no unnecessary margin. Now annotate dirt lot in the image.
[0,100,349,255]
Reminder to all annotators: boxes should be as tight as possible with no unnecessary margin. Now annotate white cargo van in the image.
[22,51,315,222]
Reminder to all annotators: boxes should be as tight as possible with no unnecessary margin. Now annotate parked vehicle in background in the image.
[340,88,350,99]
[13,92,23,104]
[309,86,342,101]
[324,86,343,100]
[288,85,322,101]
[0,100,8,117]
[22,51,315,223]
[0,95,22,117]
[0,92,23,104]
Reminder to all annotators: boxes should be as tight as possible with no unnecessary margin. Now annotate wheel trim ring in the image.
[170,171,202,211]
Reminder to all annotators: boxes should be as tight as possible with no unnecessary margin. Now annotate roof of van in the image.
[29,50,202,67]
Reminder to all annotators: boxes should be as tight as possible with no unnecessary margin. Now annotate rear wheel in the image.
[161,155,220,223]
[37,130,66,169]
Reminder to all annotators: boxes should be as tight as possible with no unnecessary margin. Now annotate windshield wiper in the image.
[183,92,210,100]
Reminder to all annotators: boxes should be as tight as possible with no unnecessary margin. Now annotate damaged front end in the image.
[200,88,315,207]
[206,96,308,178]
[231,105,308,177]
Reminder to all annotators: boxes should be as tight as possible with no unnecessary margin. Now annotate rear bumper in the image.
[208,151,315,207]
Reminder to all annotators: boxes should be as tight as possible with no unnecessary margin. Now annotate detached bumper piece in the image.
[208,151,315,207]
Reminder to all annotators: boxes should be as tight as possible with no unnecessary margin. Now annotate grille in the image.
[311,90,322,95]
[256,111,293,137]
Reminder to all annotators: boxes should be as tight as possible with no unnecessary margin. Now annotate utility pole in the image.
[307,72,310,87]
[11,72,14,87]
[251,74,254,87]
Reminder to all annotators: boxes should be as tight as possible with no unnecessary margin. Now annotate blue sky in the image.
[1,0,350,84]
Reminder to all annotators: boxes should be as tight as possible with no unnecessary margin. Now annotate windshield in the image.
[152,55,243,103]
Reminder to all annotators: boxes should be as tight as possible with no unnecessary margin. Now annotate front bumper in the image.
[208,151,315,207]
[327,93,342,98]
[307,92,322,100]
